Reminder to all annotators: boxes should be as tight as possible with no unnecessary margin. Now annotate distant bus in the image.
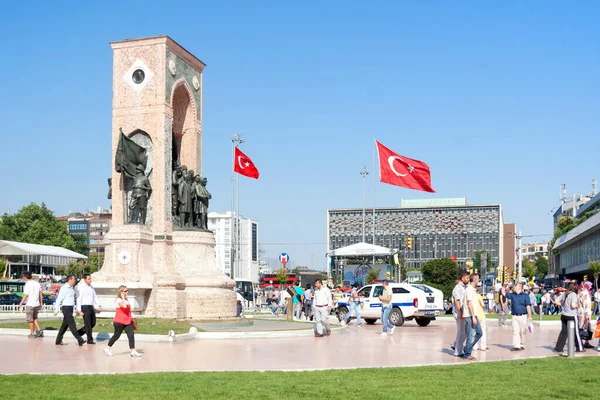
[235,279,255,302]
[0,280,25,296]
[259,273,298,289]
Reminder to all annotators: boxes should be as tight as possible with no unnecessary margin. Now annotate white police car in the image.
[336,283,444,327]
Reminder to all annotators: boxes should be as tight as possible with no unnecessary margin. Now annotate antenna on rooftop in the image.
[593,179,597,197]
[560,184,567,204]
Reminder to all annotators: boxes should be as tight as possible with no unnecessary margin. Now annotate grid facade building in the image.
[327,199,504,270]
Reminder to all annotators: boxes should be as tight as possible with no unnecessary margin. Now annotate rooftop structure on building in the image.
[0,240,87,278]
[549,181,600,280]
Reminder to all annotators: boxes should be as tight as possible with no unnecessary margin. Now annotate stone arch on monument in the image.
[170,79,198,172]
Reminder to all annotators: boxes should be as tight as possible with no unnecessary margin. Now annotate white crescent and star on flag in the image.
[387,156,415,177]
[238,156,250,169]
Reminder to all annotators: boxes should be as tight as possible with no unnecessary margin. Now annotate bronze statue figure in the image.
[172,163,187,225]
[193,176,211,230]
[129,164,152,224]
[178,169,193,228]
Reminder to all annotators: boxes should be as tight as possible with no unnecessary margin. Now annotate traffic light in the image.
[512,271,517,281]
[406,237,413,249]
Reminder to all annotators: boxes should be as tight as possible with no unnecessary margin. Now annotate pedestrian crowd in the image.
[19,271,141,357]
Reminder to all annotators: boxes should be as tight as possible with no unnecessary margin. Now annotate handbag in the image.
[132,318,138,331]
[579,327,590,341]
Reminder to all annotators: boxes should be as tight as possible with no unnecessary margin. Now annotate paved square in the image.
[1,319,592,375]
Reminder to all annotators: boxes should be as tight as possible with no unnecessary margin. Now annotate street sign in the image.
[279,253,290,265]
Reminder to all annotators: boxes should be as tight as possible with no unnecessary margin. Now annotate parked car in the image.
[42,292,56,305]
[0,293,23,305]
[336,283,444,327]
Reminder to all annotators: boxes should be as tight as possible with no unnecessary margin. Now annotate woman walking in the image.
[104,285,142,357]
[579,281,594,349]
[553,283,584,353]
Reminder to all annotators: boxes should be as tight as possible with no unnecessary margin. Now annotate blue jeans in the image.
[381,306,394,332]
[344,302,362,325]
[463,317,483,358]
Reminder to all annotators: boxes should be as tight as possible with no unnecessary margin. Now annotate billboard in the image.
[343,264,391,285]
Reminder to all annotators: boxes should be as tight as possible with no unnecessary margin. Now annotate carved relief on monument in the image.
[115,128,153,226]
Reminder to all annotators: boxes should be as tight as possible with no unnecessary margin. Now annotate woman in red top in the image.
[104,285,141,357]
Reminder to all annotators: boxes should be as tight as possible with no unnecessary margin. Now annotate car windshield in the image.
[410,284,433,294]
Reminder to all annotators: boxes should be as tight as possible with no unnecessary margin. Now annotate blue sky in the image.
[1,1,598,270]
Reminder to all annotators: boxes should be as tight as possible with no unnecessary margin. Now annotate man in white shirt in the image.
[18,271,43,338]
[76,274,102,344]
[451,271,470,356]
[313,279,332,337]
[594,288,600,316]
[462,273,483,361]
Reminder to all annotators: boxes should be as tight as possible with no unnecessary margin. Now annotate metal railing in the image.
[0,305,55,314]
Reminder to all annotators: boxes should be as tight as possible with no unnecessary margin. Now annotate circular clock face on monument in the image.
[132,69,145,84]
[118,250,132,265]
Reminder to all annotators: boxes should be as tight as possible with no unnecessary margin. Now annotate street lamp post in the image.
[231,134,245,279]
[360,166,369,242]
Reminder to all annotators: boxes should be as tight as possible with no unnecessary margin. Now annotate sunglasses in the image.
[123,290,129,293]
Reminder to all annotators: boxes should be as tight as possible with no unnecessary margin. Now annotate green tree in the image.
[321,272,328,282]
[275,268,288,286]
[589,260,600,291]
[365,269,379,284]
[557,216,574,230]
[0,203,84,253]
[55,255,104,279]
[534,254,548,279]
[421,258,460,287]
[0,259,6,278]
[291,267,301,276]
[522,258,537,281]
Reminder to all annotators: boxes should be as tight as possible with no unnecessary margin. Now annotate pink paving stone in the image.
[0,321,595,374]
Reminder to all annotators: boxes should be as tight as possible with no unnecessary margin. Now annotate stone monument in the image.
[93,36,236,319]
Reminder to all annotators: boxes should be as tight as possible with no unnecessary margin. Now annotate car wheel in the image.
[389,308,405,327]
[337,306,348,322]
[415,317,431,327]
[365,319,377,325]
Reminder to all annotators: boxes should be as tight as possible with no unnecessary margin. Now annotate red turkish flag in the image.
[234,147,260,179]
[376,141,435,193]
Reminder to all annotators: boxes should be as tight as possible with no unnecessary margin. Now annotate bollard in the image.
[567,319,575,358]
[286,297,293,321]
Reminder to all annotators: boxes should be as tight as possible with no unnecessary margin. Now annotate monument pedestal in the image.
[94,227,235,319]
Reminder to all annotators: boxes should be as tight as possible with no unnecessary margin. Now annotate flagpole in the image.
[231,134,245,279]
[372,138,376,266]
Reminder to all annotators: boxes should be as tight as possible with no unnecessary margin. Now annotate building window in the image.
[251,223,258,261]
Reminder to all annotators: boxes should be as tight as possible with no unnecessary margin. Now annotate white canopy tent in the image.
[0,240,87,278]
[328,242,393,257]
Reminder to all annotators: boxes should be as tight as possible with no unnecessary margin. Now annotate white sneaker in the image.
[104,348,113,357]
[130,350,142,357]
[340,320,346,327]
[380,332,387,337]
[389,326,396,335]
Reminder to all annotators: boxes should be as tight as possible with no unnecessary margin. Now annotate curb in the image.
[0,325,344,341]
[0,327,197,343]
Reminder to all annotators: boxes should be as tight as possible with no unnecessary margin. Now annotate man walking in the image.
[54,275,86,346]
[341,283,363,327]
[313,279,332,337]
[293,281,304,320]
[498,283,509,325]
[506,283,532,351]
[451,271,470,356]
[379,280,395,337]
[18,271,43,338]
[76,274,102,344]
[462,273,483,361]
[594,288,600,316]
